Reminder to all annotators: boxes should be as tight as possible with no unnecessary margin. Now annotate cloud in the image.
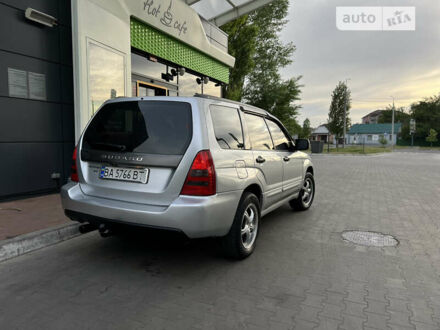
[281,0,440,127]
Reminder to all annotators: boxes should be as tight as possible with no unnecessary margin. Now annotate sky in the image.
[280,0,440,127]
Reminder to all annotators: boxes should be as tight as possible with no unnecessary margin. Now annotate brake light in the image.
[181,150,216,196]
[71,147,79,182]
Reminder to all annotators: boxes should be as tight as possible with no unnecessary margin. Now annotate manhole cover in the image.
[342,230,398,247]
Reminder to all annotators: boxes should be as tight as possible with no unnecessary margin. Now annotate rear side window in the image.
[244,113,273,150]
[210,105,244,149]
[266,120,290,150]
[83,101,192,155]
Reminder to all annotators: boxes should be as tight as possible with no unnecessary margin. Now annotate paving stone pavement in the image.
[0,152,439,330]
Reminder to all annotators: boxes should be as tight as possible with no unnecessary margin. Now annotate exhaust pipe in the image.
[78,223,96,234]
[99,223,113,238]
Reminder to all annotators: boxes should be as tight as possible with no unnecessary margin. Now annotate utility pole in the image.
[327,128,330,153]
[410,119,416,146]
[390,96,395,150]
[343,78,350,148]
[343,97,346,148]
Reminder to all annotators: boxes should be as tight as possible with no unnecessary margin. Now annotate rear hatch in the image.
[79,100,193,206]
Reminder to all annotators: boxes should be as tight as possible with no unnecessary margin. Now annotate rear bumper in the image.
[60,182,241,238]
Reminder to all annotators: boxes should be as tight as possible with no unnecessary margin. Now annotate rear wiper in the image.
[91,142,127,151]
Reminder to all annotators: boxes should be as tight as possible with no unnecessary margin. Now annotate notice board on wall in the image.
[8,68,28,98]
[7,68,47,101]
[28,72,47,100]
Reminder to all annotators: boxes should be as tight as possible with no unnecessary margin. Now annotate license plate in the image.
[99,166,149,183]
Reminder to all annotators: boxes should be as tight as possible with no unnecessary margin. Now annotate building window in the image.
[131,53,221,97]
[203,80,221,97]
[131,53,172,83]
[178,71,201,96]
[367,135,372,141]
[88,41,125,114]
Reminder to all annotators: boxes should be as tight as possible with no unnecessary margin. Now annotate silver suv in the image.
[61,95,315,259]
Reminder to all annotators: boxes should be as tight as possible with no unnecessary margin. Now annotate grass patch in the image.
[322,146,392,154]
[394,145,440,150]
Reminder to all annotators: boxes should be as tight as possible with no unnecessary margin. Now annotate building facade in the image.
[0,0,74,199]
[1,0,272,199]
[310,124,334,143]
[362,110,383,124]
[71,0,235,141]
[347,123,402,145]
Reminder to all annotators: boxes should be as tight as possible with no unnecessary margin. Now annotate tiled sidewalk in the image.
[1,152,440,329]
[0,194,69,241]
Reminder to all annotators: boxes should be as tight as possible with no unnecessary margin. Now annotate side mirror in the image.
[295,138,309,151]
[278,142,290,151]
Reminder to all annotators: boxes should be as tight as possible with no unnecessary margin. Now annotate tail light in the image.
[181,150,216,196]
[71,147,79,182]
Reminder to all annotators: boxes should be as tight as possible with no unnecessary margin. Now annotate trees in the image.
[245,1,302,135]
[328,81,351,147]
[410,95,440,140]
[426,129,438,147]
[221,16,257,101]
[378,106,411,139]
[378,107,409,123]
[221,0,302,135]
[374,95,440,145]
[301,118,312,138]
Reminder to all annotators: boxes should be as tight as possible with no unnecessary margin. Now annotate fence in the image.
[397,138,440,147]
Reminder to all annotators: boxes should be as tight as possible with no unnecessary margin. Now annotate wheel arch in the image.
[242,183,263,207]
[303,158,314,177]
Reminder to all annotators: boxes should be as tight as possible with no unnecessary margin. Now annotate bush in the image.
[379,136,388,147]
[426,129,438,147]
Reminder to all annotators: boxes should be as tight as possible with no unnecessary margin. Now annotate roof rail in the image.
[193,93,267,114]
[194,93,231,102]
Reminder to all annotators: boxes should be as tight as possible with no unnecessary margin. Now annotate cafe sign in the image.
[137,0,207,43]
[142,0,188,36]
[128,0,235,67]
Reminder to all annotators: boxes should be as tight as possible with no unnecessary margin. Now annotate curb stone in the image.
[0,223,81,262]
[310,152,388,157]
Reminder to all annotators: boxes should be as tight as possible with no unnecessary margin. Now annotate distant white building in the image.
[310,125,334,143]
[347,123,402,145]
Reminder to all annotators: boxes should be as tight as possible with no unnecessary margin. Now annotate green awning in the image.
[130,18,229,83]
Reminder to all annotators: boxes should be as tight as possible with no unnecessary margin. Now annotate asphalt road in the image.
[1,152,440,330]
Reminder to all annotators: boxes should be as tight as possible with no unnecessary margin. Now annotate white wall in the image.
[348,134,397,145]
[71,0,131,141]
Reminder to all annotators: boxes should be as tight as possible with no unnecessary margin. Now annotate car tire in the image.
[221,192,260,259]
[289,172,315,211]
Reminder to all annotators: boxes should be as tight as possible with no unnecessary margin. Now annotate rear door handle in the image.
[283,156,290,162]
[256,156,266,164]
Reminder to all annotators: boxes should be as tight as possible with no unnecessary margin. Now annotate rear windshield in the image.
[83,101,192,155]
